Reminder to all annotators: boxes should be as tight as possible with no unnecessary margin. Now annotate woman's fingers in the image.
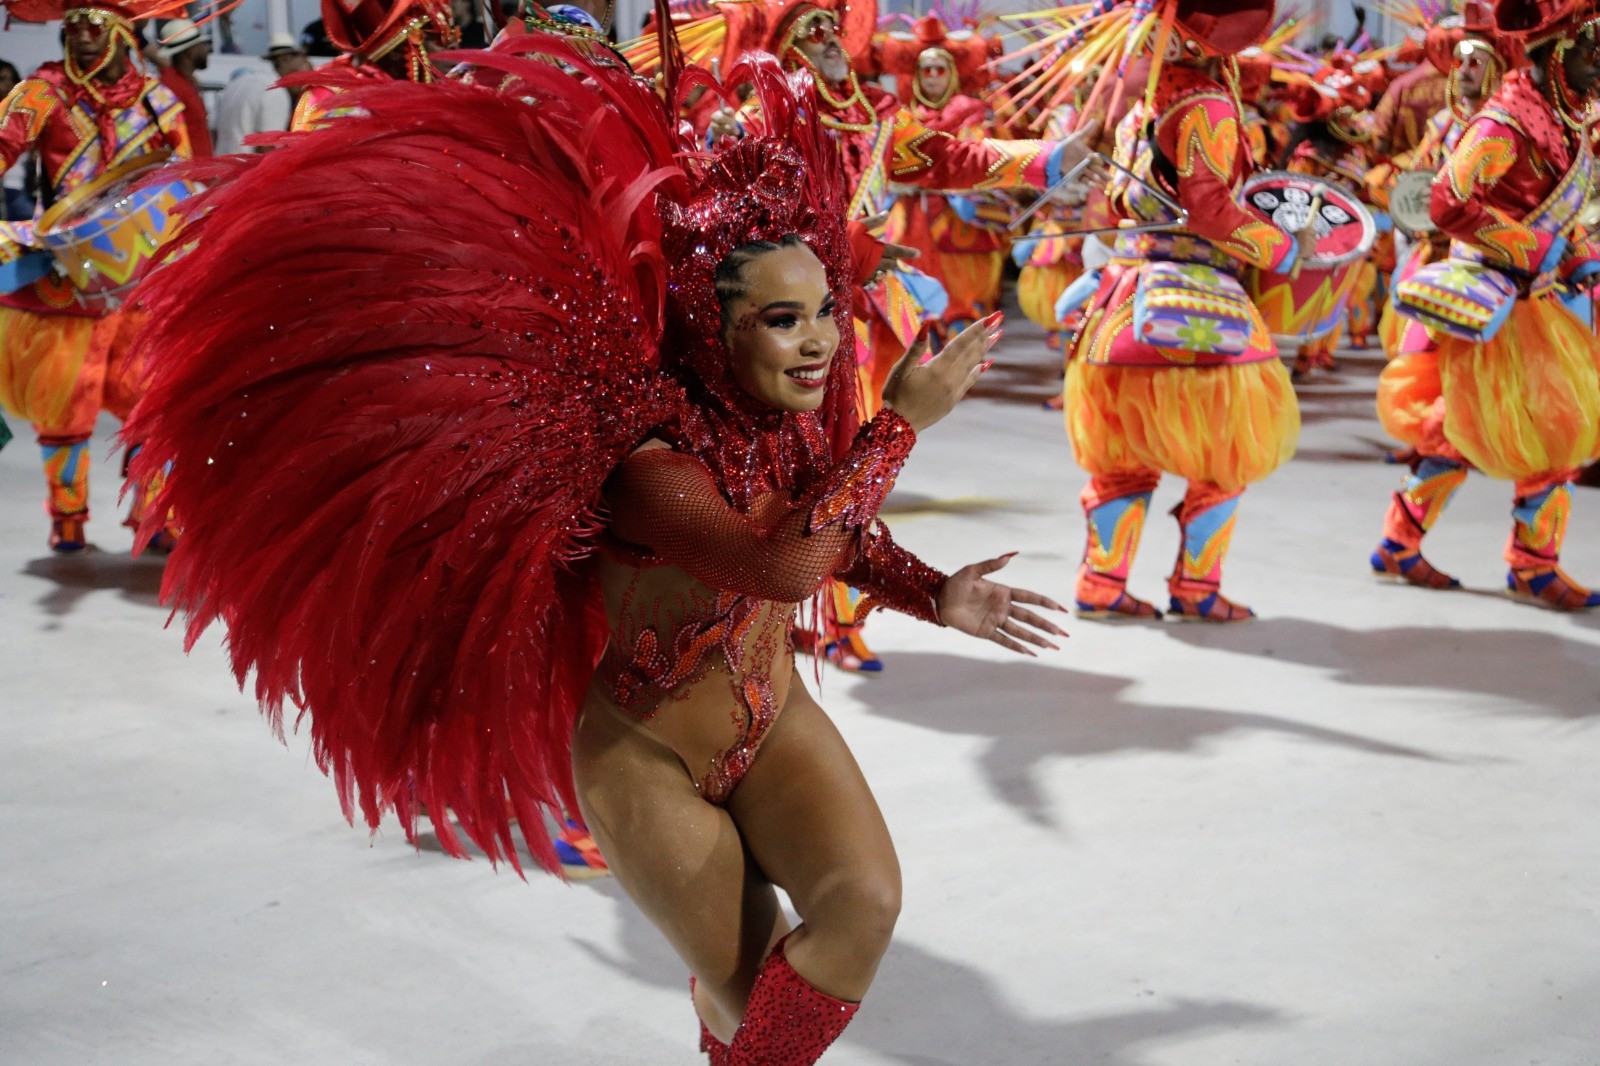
[1009,604,1069,639]
[1000,619,1057,651]
[991,630,1035,657]
[1009,586,1069,614]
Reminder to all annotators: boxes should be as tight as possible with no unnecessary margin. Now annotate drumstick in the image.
[1291,193,1323,280]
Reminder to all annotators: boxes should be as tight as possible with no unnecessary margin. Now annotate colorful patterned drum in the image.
[33,152,201,313]
[1239,171,1376,348]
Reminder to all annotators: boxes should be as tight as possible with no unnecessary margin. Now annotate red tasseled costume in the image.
[121,33,861,875]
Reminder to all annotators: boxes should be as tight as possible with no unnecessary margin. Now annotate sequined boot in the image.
[1167,489,1254,621]
[1505,482,1600,611]
[41,437,91,554]
[725,935,859,1065]
[1075,486,1160,619]
[1371,457,1466,589]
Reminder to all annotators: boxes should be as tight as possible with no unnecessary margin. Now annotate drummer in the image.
[1283,58,1383,368]
[1061,0,1316,622]
[0,0,193,553]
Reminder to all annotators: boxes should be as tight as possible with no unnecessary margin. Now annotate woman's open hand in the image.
[936,553,1069,656]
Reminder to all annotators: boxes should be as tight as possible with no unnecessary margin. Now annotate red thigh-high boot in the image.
[724,934,859,1065]
[1371,455,1468,589]
[1074,471,1163,619]
[1505,475,1600,610]
[1167,483,1254,622]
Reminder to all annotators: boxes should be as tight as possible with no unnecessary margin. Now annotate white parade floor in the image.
[3,311,1598,1066]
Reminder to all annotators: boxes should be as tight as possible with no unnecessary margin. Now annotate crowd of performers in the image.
[1,0,1600,1059]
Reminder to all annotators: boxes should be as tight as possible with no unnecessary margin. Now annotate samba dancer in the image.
[123,38,1070,1062]
[0,0,192,552]
[1385,0,1600,609]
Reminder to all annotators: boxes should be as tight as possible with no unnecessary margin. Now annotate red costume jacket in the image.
[1431,69,1590,278]
[0,61,191,315]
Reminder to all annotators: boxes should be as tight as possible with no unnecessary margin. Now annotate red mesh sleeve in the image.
[835,520,946,625]
[607,412,921,604]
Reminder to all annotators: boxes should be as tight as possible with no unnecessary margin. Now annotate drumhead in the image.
[36,151,172,241]
[1240,170,1376,269]
[1389,170,1436,235]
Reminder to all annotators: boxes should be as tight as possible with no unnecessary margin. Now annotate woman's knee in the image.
[807,863,902,955]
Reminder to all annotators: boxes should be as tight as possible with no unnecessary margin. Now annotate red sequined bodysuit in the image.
[594,410,945,803]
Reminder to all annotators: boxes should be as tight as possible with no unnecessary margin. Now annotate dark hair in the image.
[712,234,811,317]
[0,61,20,85]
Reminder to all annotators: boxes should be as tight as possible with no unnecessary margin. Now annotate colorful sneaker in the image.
[1167,590,1255,622]
[1371,538,1460,589]
[823,626,884,673]
[554,819,611,880]
[1506,567,1600,611]
[49,514,88,554]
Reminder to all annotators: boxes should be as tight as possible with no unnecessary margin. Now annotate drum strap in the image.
[1143,122,1182,204]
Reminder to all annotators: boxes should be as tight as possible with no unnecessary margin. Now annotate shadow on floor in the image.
[844,653,1443,828]
[21,548,166,617]
[1158,616,1600,721]
[567,883,1286,1065]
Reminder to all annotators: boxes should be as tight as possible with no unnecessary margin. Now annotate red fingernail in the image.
[979,359,995,371]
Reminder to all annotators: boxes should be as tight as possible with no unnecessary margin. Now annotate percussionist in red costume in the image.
[875,16,1011,342]
[0,0,192,552]
[1384,0,1600,610]
[292,0,462,129]
[1284,58,1380,367]
[1054,0,1317,622]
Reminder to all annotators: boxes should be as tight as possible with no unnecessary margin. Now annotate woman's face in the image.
[719,243,840,413]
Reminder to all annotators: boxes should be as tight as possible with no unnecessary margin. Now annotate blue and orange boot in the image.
[1371,457,1466,589]
[1167,490,1254,622]
[1505,482,1600,611]
[41,437,91,554]
[821,580,883,673]
[121,444,180,553]
[1074,488,1160,619]
[553,818,611,880]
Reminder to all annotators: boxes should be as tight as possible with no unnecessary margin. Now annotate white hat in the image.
[262,32,304,59]
[156,18,206,60]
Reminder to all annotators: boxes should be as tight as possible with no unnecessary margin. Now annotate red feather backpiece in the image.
[124,39,691,874]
